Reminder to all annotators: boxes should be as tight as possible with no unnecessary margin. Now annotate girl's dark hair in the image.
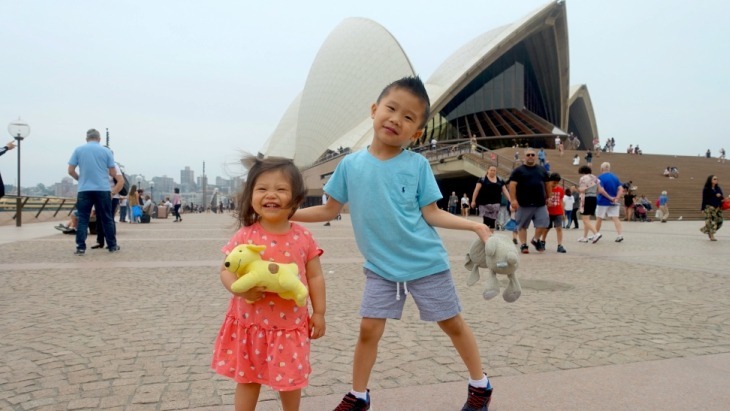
[565,188,572,196]
[578,165,592,175]
[234,155,307,228]
[704,175,716,189]
[174,187,180,194]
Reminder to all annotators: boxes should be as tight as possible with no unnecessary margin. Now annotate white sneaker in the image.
[592,233,603,243]
[615,235,624,242]
[577,237,589,243]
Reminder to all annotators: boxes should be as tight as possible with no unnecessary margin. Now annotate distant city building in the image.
[180,166,195,192]
[54,177,76,198]
[152,176,175,200]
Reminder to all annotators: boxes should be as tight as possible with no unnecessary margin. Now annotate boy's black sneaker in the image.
[74,249,85,256]
[520,244,529,254]
[461,382,493,411]
[334,390,370,411]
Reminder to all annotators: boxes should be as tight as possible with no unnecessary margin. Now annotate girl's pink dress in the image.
[211,222,322,391]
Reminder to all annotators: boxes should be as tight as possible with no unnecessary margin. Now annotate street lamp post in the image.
[7,119,30,227]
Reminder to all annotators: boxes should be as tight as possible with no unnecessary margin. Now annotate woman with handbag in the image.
[700,175,724,241]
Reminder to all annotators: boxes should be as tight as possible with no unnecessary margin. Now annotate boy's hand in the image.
[309,313,326,339]
[473,222,491,243]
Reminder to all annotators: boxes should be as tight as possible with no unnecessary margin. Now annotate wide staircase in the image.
[488,147,730,221]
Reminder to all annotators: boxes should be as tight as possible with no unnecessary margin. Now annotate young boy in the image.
[293,76,493,411]
[540,172,567,253]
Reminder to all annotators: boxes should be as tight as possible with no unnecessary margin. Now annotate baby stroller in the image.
[634,203,649,222]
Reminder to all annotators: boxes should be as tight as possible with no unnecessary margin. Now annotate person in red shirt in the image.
[540,173,567,253]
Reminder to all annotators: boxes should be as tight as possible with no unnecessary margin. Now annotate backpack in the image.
[115,172,131,196]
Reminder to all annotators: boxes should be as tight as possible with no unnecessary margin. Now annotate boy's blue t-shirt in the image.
[597,172,621,206]
[324,148,449,282]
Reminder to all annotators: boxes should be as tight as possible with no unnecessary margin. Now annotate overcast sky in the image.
[2,0,729,187]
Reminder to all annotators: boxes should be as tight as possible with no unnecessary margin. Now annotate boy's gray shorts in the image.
[360,268,462,322]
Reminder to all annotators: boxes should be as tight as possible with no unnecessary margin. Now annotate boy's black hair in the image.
[234,155,307,228]
[548,172,562,182]
[376,75,431,128]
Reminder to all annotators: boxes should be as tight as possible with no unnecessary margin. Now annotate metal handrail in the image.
[0,195,76,220]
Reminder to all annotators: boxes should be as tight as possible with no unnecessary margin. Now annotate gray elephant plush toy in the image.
[464,235,521,302]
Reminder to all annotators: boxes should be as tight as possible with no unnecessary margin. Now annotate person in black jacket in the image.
[0,141,17,199]
[700,175,724,241]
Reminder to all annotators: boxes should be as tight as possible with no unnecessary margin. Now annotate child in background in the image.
[563,188,575,229]
[212,156,326,411]
[293,76,493,411]
[540,172,567,253]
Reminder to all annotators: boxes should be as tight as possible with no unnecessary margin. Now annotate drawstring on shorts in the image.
[396,281,409,301]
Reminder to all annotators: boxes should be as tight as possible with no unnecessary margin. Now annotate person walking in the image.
[658,190,669,223]
[594,162,624,243]
[563,187,575,229]
[540,172,567,253]
[576,165,601,243]
[571,186,581,229]
[448,191,459,215]
[0,141,16,199]
[461,192,471,218]
[700,175,724,241]
[67,129,123,255]
[509,147,550,254]
[471,165,511,230]
[172,187,183,222]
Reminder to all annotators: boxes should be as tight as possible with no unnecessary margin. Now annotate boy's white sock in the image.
[350,390,369,401]
[469,375,490,388]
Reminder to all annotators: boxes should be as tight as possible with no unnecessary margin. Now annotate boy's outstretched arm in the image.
[291,197,343,223]
[421,202,491,242]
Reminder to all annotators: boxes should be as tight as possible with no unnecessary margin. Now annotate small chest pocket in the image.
[395,173,418,211]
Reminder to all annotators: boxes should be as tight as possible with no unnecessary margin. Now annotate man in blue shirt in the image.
[67,129,124,255]
[595,162,624,243]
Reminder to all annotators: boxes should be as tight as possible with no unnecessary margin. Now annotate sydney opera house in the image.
[260,0,597,201]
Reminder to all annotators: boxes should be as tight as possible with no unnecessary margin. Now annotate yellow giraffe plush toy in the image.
[224,244,309,307]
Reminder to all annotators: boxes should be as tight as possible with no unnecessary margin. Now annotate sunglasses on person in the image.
[525,153,536,157]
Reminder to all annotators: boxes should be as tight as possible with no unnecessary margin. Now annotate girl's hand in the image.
[309,313,326,339]
[237,286,266,302]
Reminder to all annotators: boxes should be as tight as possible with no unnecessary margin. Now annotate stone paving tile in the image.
[1,214,729,409]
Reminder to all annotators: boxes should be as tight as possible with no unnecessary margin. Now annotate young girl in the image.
[211,156,326,411]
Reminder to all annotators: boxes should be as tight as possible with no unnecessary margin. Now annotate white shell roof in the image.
[263,1,573,164]
[287,17,414,166]
[259,92,301,159]
[427,1,562,111]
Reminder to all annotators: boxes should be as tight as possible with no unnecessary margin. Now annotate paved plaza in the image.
[1,213,729,410]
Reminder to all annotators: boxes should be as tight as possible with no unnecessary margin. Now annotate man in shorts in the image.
[595,162,624,242]
[509,148,550,253]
